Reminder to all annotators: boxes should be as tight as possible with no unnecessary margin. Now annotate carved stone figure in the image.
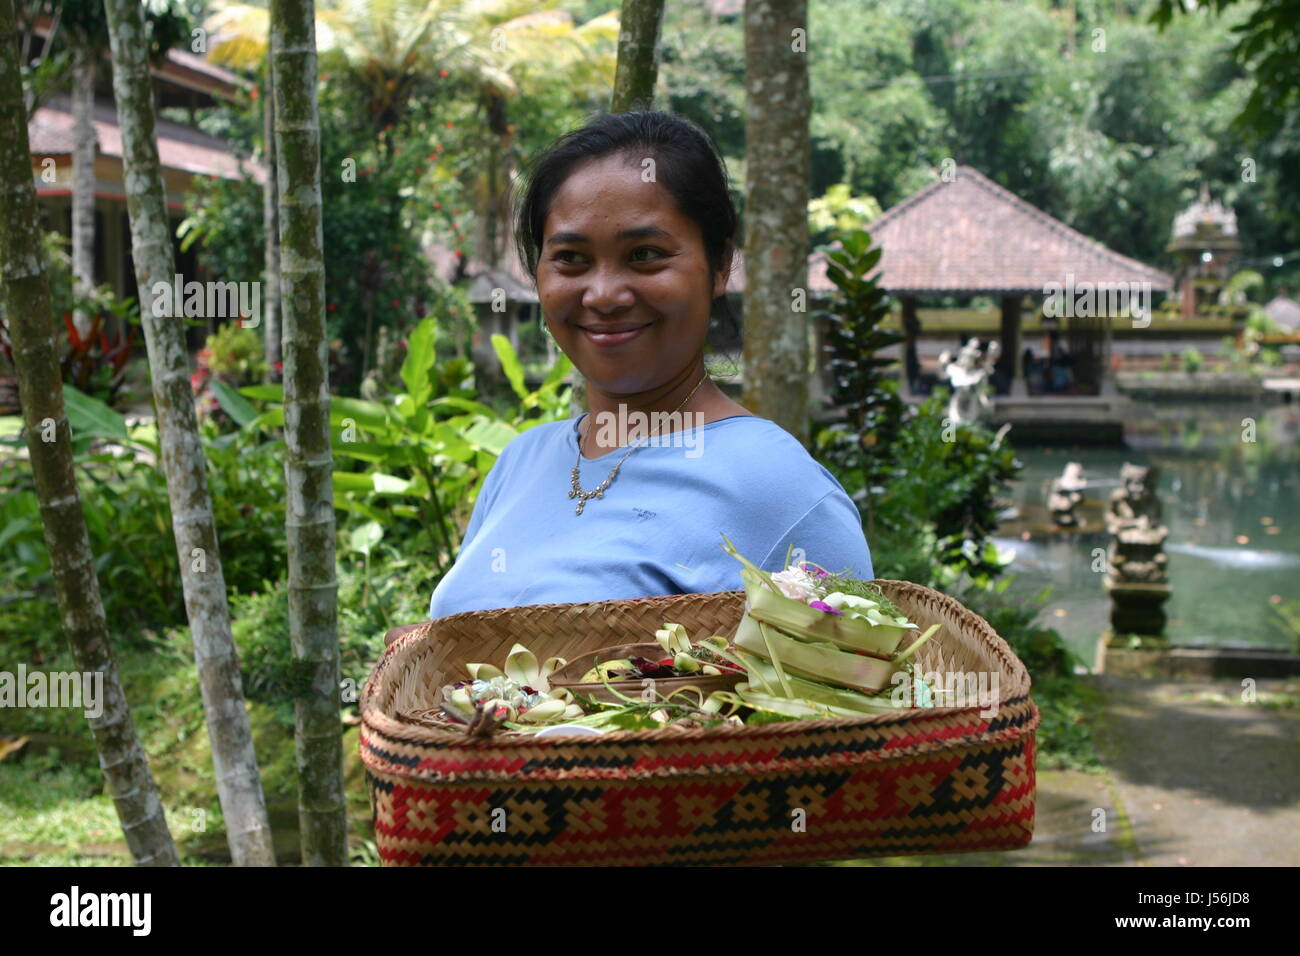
[1104,463,1172,636]
[1105,464,1169,584]
[1047,462,1087,528]
[937,337,1000,426]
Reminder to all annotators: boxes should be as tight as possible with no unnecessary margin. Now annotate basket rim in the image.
[359,580,1033,748]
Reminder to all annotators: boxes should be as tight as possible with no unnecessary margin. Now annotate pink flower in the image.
[800,562,830,578]
[770,566,818,602]
[809,600,844,616]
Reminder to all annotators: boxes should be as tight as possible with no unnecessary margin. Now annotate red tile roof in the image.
[29,98,264,185]
[812,165,1173,295]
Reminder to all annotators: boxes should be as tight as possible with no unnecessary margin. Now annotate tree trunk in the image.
[0,0,178,867]
[101,0,276,867]
[741,0,811,448]
[70,44,96,338]
[271,0,347,867]
[611,0,664,112]
[478,89,503,268]
[263,50,281,382]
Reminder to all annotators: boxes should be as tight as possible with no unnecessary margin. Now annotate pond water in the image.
[993,400,1300,668]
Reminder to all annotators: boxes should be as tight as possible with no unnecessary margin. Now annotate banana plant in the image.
[221,320,573,572]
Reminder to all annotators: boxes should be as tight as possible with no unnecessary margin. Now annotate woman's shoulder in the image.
[695,414,849,500]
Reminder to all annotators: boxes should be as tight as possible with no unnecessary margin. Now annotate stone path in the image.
[857,675,1300,866]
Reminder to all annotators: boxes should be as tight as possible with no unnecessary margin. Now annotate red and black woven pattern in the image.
[360,583,1040,865]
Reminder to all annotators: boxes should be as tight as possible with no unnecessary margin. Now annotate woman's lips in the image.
[577,322,652,347]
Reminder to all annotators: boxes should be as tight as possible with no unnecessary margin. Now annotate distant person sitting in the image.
[1023,346,1044,393]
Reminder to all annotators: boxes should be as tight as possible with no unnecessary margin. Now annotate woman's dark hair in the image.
[512,110,740,346]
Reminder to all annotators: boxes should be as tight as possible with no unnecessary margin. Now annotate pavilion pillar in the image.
[999,294,1027,397]
[900,296,920,400]
[1100,310,1118,396]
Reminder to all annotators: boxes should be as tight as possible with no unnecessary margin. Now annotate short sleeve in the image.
[758,488,874,579]
[458,461,502,553]
[457,425,532,551]
[427,443,513,619]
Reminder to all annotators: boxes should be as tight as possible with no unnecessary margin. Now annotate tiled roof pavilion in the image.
[811,165,1174,295]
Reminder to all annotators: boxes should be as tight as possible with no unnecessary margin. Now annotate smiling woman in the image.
[421,111,874,623]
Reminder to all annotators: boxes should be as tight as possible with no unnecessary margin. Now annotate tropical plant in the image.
[222,325,572,572]
[813,228,906,536]
[874,391,1021,587]
[808,184,882,246]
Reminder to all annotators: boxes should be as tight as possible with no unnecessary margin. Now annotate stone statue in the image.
[1047,462,1087,528]
[937,337,1000,426]
[1105,464,1169,584]
[1104,463,1172,636]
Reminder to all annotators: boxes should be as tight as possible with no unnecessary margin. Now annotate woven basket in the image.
[360,581,1039,866]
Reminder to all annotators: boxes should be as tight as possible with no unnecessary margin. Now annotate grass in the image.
[0,748,224,866]
[1032,672,1106,773]
[0,620,379,867]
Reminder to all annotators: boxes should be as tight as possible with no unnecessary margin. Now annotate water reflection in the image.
[996,401,1300,665]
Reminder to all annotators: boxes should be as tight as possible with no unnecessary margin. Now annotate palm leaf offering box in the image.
[360,576,1040,866]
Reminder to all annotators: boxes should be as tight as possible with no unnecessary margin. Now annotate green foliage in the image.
[805,0,949,206]
[178,174,265,286]
[814,229,906,532]
[875,391,1022,586]
[179,85,474,394]
[0,234,142,409]
[808,185,882,247]
[1266,598,1300,652]
[956,583,1102,771]
[229,545,433,727]
[1181,346,1204,374]
[201,322,267,387]
[229,322,573,576]
[1151,0,1300,141]
[812,229,1020,586]
[0,389,287,650]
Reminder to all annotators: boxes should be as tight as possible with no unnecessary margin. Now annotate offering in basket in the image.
[548,623,746,703]
[719,534,943,713]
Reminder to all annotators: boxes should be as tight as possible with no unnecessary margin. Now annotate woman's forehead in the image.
[545,155,686,235]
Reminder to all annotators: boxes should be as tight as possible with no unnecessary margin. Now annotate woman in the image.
[393,111,873,642]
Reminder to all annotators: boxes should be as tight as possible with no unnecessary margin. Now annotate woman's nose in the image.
[580,264,636,313]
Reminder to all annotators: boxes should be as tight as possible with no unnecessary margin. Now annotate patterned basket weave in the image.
[360,581,1039,866]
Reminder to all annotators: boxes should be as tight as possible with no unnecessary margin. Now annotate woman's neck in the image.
[579,363,732,457]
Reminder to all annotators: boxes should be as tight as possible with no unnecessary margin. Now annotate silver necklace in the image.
[568,373,709,515]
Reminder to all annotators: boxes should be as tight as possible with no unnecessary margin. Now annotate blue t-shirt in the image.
[427,412,873,618]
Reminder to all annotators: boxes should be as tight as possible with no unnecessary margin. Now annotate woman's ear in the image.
[712,239,736,299]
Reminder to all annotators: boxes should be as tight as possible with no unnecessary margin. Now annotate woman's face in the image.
[536,152,729,396]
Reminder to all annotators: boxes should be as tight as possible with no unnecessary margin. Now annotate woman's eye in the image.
[630,246,665,262]
[553,250,584,264]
